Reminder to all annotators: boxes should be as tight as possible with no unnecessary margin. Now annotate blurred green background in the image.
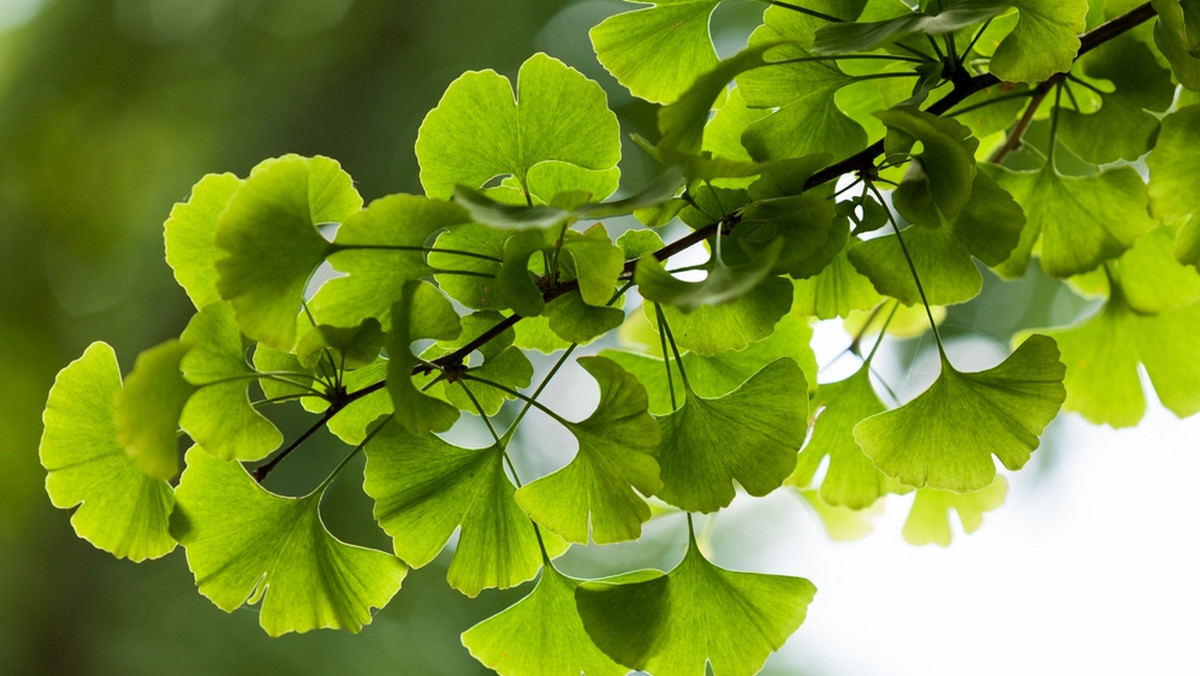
[0,1,671,673]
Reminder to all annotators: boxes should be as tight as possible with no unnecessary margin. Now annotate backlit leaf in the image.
[164,172,242,310]
[40,342,176,561]
[114,340,196,480]
[516,357,661,544]
[170,447,405,636]
[387,281,462,435]
[990,0,1088,83]
[903,476,1008,546]
[853,334,1066,492]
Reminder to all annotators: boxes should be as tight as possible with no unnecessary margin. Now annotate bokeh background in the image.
[2,1,1197,675]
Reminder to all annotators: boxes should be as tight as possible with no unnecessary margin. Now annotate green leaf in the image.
[637,239,783,312]
[853,334,1066,492]
[792,367,892,509]
[990,0,1088,83]
[603,313,817,415]
[734,193,840,278]
[462,564,626,676]
[575,535,816,676]
[416,53,620,199]
[1177,217,1200,269]
[797,489,878,542]
[656,359,808,512]
[115,340,196,480]
[387,281,462,435]
[651,276,794,356]
[561,224,625,306]
[903,476,1008,546]
[1147,105,1200,226]
[416,311,534,416]
[516,357,661,544]
[311,194,470,331]
[813,0,1013,54]
[431,223,510,311]
[544,290,626,345]
[739,9,866,161]
[363,424,564,597]
[215,155,359,351]
[1109,226,1200,313]
[848,225,983,306]
[991,163,1156,279]
[589,0,722,105]
[178,302,282,461]
[1152,0,1200,90]
[952,170,1027,267]
[1033,291,1200,427]
[170,447,405,636]
[877,108,978,221]
[791,241,885,319]
[39,342,176,561]
[1058,35,1175,164]
[618,229,666,259]
[295,319,384,372]
[327,361,392,445]
[164,172,242,310]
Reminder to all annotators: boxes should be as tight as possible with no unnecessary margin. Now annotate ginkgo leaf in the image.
[311,194,470,331]
[1033,291,1200,427]
[991,163,1156,279]
[1152,0,1200,90]
[178,302,282,461]
[544,290,626,345]
[575,534,817,676]
[170,447,405,636]
[848,225,983,306]
[560,224,625,306]
[877,108,978,222]
[294,318,384,372]
[462,564,626,676]
[114,339,196,480]
[637,239,783,312]
[215,155,360,351]
[812,1,1013,54]
[903,477,1008,547]
[990,0,1088,83]
[516,357,661,544]
[415,311,534,416]
[589,0,722,105]
[618,229,666,259]
[649,276,794,356]
[1058,35,1174,164]
[602,313,817,415]
[164,172,242,310]
[854,335,1066,492]
[416,52,620,199]
[363,424,565,597]
[40,342,176,561]
[732,194,840,278]
[1147,104,1200,226]
[791,241,884,319]
[738,7,867,161]
[792,367,892,510]
[1109,226,1200,313]
[431,223,511,311]
[797,489,879,542]
[655,359,808,512]
[387,281,462,435]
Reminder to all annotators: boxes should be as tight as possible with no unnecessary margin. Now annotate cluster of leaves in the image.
[38,1,1200,673]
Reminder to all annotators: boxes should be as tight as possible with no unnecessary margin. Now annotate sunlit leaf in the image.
[462,564,626,676]
[114,339,196,480]
[655,359,808,512]
[854,335,1066,492]
[903,477,1008,546]
[178,302,282,461]
[387,281,462,435]
[791,241,885,319]
[576,535,816,676]
[990,0,1088,83]
[416,53,620,199]
[40,342,176,561]
[650,276,794,356]
[589,0,722,105]
[813,1,1013,54]
[848,225,983,306]
[1147,105,1200,227]
[170,447,405,636]
[792,367,892,509]
[312,194,470,331]
[215,155,359,350]
[164,172,242,310]
[363,424,566,597]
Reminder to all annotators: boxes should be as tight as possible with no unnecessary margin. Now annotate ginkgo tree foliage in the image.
[36,0,1200,673]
